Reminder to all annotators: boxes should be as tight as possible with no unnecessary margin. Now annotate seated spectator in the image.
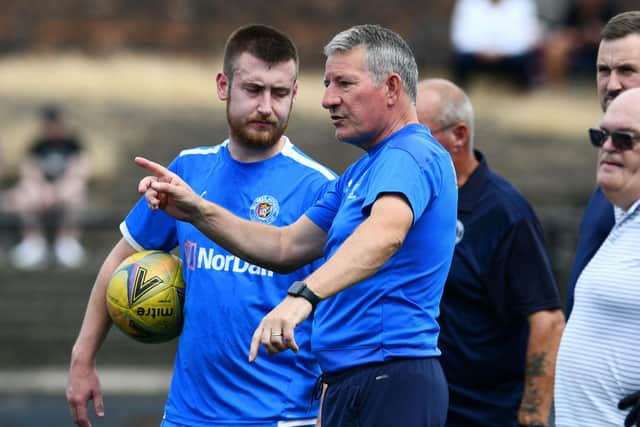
[6,105,89,269]
[450,0,543,90]
[543,0,617,87]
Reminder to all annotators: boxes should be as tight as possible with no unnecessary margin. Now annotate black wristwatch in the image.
[287,281,321,310]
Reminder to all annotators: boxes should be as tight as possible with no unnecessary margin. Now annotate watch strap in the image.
[288,281,321,309]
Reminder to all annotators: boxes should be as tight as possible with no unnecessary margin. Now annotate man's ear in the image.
[216,72,230,101]
[451,123,469,150]
[384,73,402,106]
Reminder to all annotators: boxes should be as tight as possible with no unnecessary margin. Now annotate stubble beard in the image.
[226,100,290,150]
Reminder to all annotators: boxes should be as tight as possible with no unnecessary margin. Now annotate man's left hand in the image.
[619,390,640,427]
[248,296,313,362]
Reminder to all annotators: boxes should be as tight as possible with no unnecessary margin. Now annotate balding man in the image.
[555,87,640,427]
[417,79,565,427]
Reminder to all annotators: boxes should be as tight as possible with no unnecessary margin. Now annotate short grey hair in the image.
[324,24,418,103]
[440,87,475,145]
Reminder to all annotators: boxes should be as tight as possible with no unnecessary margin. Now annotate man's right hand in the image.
[135,156,202,223]
[66,361,104,427]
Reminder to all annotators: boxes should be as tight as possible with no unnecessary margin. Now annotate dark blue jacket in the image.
[566,187,614,317]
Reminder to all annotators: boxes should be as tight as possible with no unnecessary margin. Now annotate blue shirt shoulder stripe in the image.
[281,140,337,181]
[178,141,227,157]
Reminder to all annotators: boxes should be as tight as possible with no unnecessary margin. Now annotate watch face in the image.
[287,281,319,308]
[289,281,305,294]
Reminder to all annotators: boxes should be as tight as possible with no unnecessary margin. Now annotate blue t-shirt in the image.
[305,123,457,373]
[565,187,614,318]
[121,138,336,427]
[438,151,561,427]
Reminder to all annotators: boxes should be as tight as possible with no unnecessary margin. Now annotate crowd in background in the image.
[0,106,89,270]
[450,0,618,90]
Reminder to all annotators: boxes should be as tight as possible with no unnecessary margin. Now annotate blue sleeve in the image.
[305,179,340,231]
[363,148,437,224]
[121,158,180,251]
[489,218,561,321]
[311,176,336,206]
[566,187,614,318]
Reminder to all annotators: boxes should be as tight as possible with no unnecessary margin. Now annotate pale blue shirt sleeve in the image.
[304,179,340,231]
[121,159,180,251]
[363,148,440,224]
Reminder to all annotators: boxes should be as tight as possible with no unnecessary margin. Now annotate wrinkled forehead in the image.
[324,47,368,77]
[598,34,640,66]
[232,53,297,86]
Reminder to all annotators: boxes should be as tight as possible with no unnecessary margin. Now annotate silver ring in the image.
[271,331,283,336]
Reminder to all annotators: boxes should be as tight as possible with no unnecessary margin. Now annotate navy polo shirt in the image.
[565,187,614,318]
[438,151,561,427]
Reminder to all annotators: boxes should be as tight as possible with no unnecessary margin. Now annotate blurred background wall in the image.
[0,0,452,65]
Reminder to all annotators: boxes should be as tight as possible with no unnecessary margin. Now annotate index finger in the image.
[248,325,264,362]
[134,156,170,178]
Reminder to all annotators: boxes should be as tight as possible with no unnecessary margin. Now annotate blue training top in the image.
[121,138,336,427]
[438,151,561,427]
[565,186,614,318]
[305,123,458,373]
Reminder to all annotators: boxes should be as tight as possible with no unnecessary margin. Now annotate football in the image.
[106,250,185,343]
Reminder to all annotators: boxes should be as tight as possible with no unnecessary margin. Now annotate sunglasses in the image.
[589,127,640,151]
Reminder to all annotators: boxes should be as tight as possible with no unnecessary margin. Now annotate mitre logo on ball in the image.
[106,250,185,343]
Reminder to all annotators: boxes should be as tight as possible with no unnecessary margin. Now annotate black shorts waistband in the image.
[322,356,434,385]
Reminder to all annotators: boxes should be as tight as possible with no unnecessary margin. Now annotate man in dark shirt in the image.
[417,78,565,427]
[6,106,88,269]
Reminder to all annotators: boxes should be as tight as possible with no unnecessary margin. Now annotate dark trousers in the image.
[321,357,448,427]
[453,51,538,89]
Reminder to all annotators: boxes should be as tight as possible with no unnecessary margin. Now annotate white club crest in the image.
[250,195,280,224]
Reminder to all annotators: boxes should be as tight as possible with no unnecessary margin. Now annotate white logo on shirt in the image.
[183,240,274,276]
[347,182,361,200]
[455,219,464,245]
[346,170,369,200]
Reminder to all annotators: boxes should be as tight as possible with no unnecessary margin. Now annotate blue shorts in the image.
[321,357,448,427]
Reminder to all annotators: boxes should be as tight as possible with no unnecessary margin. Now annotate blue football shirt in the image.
[121,138,336,427]
[305,124,458,373]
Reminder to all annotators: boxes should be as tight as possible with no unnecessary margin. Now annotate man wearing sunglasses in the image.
[555,87,640,427]
[560,12,640,426]
[566,11,640,319]
[416,78,565,427]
